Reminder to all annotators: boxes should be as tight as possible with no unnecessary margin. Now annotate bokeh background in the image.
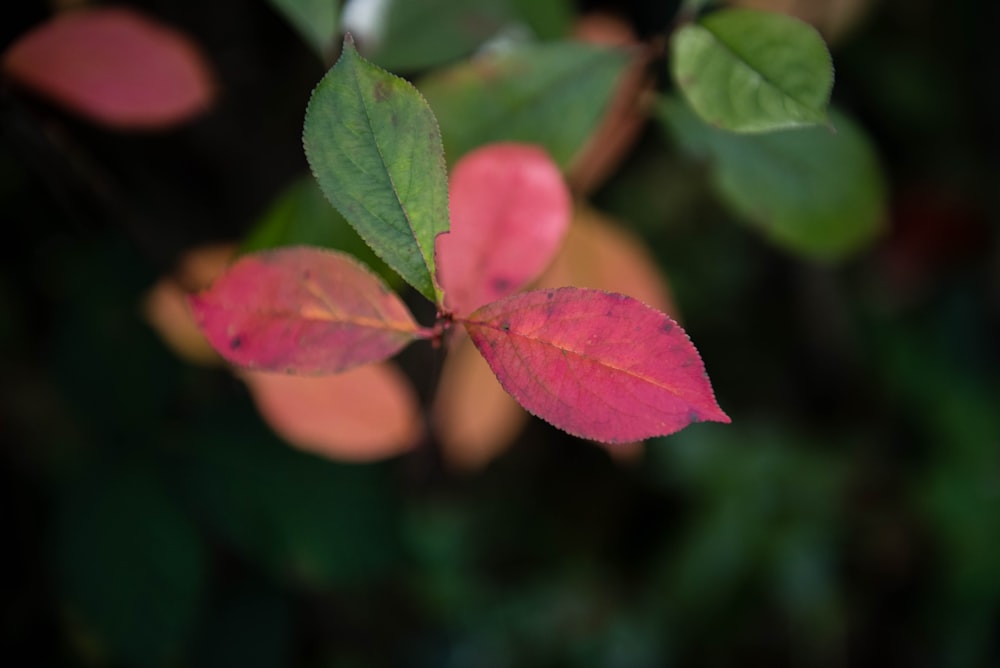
[2,0,999,666]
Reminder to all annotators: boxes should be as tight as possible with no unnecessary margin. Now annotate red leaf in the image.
[435,143,571,316]
[190,247,422,374]
[241,364,422,462]
[2,8,214,129]
[462,288,729,443]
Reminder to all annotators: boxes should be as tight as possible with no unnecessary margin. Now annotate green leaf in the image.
[510,0,573,39]
[304,35,449,303]
[419,41,631,169]
[53,460,205,666]
[368,0,517,72]
[671,8,833,133]
[267,0,339,58]
[240,176,401,288]
[659,96,886,259]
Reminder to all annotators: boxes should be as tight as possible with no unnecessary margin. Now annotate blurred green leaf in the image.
[419,41,631,168]
[240,176,401,288]
[304,36,449,302]
[53,459,206,667]
[510,0,573,39]
[659,96,886,259]
[267,0,339,58]
[180,421,401,589]
[671,8,832,133]
[369,0,517,72]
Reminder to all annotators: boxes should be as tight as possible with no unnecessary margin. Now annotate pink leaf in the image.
[190,247,422,374]
[435,143,571,316]
[2,7,214,129]
[462,288,729,443]
[241,364,422,462]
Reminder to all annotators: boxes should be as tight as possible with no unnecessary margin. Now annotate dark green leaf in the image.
[240,176,402,288]
[671,9,833,133]
[419,41,631,168]
[267,0,339,58]
[510,0,573,39]
[660,96,886,259]
[368,0,517,72]
[304,36,449,303]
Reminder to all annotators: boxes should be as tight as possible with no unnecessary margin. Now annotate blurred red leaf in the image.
[2,7,214,129]
[435,143,571,316]
[241,364,423,462]
[463,288,729,443]
[190,247,422,374]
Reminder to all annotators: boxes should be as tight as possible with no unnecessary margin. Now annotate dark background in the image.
[2,0,999,665]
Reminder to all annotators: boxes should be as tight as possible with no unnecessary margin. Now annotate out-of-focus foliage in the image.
[419,41,631,168]
[266,0,339,59]
[2,0,998,666]
[660,97,886,257]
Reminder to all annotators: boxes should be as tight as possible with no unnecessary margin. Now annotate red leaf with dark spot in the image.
[190,247,422,374]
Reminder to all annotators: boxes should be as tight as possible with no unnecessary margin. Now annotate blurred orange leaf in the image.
[433,332,527,472]
[541,205,676,316]
[242,364,423,462]
[3,7,214,129]
[143,243,234,366]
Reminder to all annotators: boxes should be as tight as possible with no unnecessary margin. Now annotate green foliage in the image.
[660,97,886,258]
[509,0,573,39]
[368,0,517,72]
[304,37,449,302]
[240,176,401,287]
[671,8,832,133]
[419,41,630,168]
[266,0,339,59]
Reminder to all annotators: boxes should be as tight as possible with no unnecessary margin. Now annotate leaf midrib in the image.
[349,54,434,295]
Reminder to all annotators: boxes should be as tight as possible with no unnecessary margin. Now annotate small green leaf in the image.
[419,41,631,169]
[304,35,449,303]
[240,176,401,288]
[660,96,886,259]
[671,9,833,133]
[267,0,339,58]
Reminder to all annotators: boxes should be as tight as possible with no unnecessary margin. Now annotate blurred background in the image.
[2,0,999,666]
